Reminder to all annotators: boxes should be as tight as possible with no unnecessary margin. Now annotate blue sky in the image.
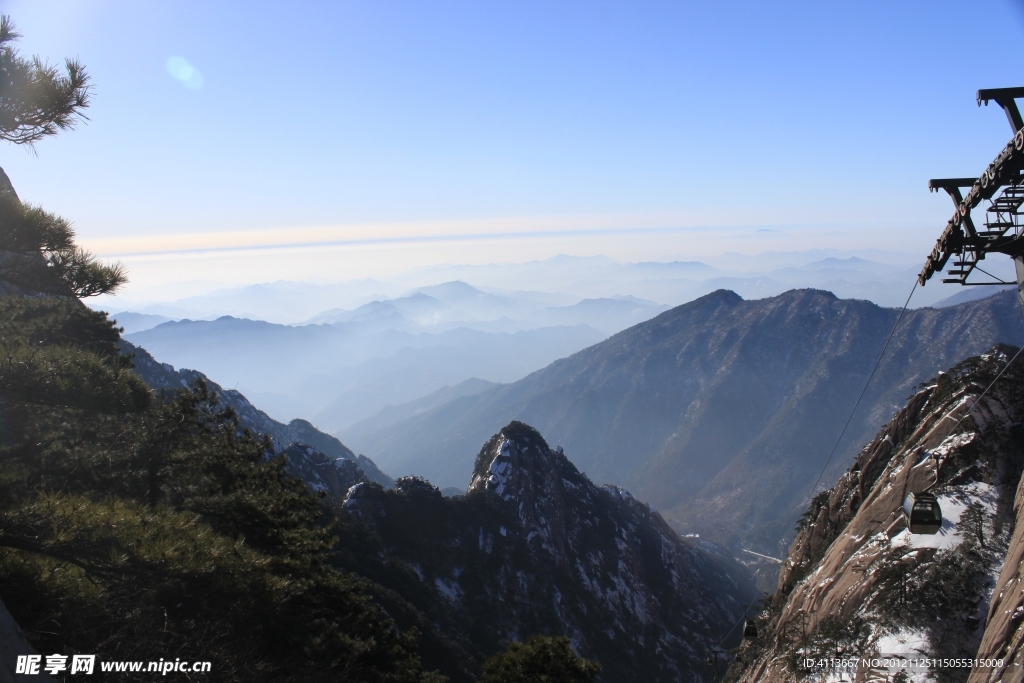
[3,0,1024,293]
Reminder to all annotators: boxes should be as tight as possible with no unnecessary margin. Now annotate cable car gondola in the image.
[742,619,758,639]
[902,492,942,534]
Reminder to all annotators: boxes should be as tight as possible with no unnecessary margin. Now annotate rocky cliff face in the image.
[338,421,758,683]
[121,340,392,493]
[0,596,53,683]
[728,345,1024,683]
[972,470,1024,683]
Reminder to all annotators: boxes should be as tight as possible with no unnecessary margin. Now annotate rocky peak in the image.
[279,442,368,497]
[340,420,758,682]
[467,421,610,564]
[469,421,571,496]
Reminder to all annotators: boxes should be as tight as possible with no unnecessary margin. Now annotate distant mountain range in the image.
[106,251,1020,437]
[305,280,550,327]
[302,286,668,336]
[109,311,173,334]
[99,251,1010,326]
[126,314,606,430]
[930,283,1015,308]
[341,289,1024,557]
[120,281,678,430]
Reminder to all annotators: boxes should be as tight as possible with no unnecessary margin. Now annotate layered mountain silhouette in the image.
[125,315,605,429]
[111,253,985,324]
[343,289,1024,555]
[120,335,753,680]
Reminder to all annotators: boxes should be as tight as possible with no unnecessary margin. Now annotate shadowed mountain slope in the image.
[344,289,1024,555]
[336,421,757,683]
[123,340,393,490]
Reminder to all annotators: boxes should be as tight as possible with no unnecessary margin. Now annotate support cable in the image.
[945,343,1024,437]
[714,596,758,650]
[970,265,1013,285]
[805,280,919,501]
[892,328,1022,507]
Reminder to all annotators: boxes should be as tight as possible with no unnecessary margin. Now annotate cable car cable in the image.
[805,280,919,502]
[889,328,1022,534]
[942,343,1024,438]
[895,333,1022,532]
[713,596,758,650]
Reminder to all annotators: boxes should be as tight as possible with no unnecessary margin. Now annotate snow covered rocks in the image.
[342,481,388,520]
[484,439,514,496]
[280,442,368,496]
[733,345,1024,683]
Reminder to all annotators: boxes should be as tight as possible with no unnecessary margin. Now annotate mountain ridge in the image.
[126,315,606,428]
[122,339,394,490]
[343,288,1024,558]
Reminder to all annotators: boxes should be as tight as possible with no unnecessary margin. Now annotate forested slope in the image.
[1,297,752,682]
[0,297,443,682]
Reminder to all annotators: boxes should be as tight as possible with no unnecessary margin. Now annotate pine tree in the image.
[0,194,127,296]
[958,502,986,549]
[0,18,443,673]
[0,296,446,682]
[0,14,124,298]
[481,636,601,683]
[0,15,90,145]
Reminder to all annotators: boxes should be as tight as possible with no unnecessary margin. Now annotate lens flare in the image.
[165,56,204,89]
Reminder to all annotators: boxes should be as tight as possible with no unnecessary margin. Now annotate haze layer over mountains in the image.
[102,251,1010,429]
[100,250,1023,560]
[122,281,623,428]
[104,251,1010,326]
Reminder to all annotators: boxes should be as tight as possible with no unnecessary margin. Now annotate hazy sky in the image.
[3,0,1024,296]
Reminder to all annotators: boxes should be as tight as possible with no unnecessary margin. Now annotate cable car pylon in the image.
[921,88,1024,315]
[912,87,1024,534]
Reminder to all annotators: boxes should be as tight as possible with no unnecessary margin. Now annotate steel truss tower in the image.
[920,88,1024,312]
